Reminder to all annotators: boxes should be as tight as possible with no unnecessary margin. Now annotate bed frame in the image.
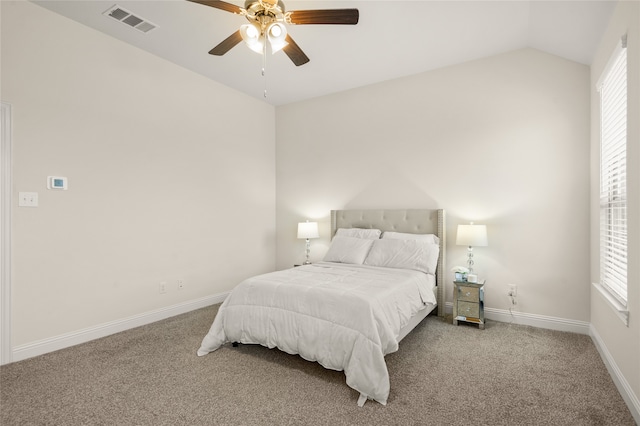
[330,209,446,324]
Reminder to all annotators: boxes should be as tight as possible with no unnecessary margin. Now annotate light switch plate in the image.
[18,192,38,207]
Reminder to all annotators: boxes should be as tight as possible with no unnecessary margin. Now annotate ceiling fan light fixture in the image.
[246,37,265,54]
[267,22,288,53]
[240,22,260,41]
[268,22,284,37]
[190,0,359,66]
[240,22,264,54]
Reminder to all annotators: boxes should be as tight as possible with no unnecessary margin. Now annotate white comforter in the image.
[197,262,436,405]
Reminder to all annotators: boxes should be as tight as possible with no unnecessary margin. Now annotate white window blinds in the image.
[598,36,627,306]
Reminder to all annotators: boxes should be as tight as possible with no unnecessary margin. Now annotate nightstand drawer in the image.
[457,301,479,318]
[457,286,479,302]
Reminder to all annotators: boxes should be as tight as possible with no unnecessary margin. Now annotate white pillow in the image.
[335,228,382,240]
[381,231,440,245]
[364,239,440,274]
[323,236,374,265]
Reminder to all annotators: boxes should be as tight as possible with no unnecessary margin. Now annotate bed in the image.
[197,209,446,406]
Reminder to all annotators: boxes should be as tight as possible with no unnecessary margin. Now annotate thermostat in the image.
[47,176,68,190]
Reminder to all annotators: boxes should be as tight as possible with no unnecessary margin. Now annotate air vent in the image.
[104,5,157,34]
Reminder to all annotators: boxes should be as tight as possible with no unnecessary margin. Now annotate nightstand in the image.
[453,280,485,329]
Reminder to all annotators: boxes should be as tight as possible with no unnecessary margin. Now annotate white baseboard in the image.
[11,293,228,363]
[484,307,591,334]
[590,325,640,425]
[444,303,590,334]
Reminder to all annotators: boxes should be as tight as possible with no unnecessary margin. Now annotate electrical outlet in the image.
[159,281,167,294]
[508,284,517,297]
[178,279,184,291]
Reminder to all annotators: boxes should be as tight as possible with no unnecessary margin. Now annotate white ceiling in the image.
[32,0,616,106]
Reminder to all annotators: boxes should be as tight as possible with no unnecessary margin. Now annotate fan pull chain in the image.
[262,40,267,98]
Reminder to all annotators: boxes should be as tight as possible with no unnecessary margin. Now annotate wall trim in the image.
[592,282,630,326]
[1,102,13,366]
[11,292,228,363]
[445,303,590,334]
[590,324,640,424]
[484,307,591,334]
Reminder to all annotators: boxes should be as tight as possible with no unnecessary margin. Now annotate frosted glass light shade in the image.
[240,22,260,42]
[456,224,488,247]
[240,23,264,54]
[267,23,288,53]
[297,221,319,239]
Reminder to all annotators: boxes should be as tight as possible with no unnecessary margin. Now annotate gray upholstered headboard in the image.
[330,209,446,317]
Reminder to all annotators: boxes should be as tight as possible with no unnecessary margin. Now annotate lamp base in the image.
[467,246,475,274]
[304,238,311,265]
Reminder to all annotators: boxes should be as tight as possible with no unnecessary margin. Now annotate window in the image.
[597,36,627,307]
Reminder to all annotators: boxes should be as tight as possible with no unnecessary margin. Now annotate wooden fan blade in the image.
[209,30,243,56]
[282,35,310,66]
[288,9,359,25]
[187,0,243,15]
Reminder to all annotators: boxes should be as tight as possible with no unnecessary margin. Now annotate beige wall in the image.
[1,1,275,346]
[590,0,640,412]
[276,48,591,320]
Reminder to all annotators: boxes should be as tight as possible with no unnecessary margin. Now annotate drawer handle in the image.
[465,292,471,297]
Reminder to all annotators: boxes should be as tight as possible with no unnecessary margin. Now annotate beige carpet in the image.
[1,305,636,425]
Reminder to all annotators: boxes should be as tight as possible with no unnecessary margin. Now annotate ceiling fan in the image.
[187,0,359,66]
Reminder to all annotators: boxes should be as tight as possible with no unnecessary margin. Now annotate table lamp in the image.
[297,221,319,265]
[456,222,488,274]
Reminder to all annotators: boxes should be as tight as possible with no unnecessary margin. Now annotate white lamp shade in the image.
[240,23,265,54]
[456,224,488,247]
[297,221,319,239]
[267,23,288,53]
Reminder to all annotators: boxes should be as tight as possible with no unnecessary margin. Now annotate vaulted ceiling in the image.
[32,0,616,105]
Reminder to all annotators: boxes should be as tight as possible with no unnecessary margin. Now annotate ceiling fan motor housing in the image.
[244,0,284,10]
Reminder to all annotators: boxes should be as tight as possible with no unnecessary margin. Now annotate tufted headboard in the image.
[330,209,446,317]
